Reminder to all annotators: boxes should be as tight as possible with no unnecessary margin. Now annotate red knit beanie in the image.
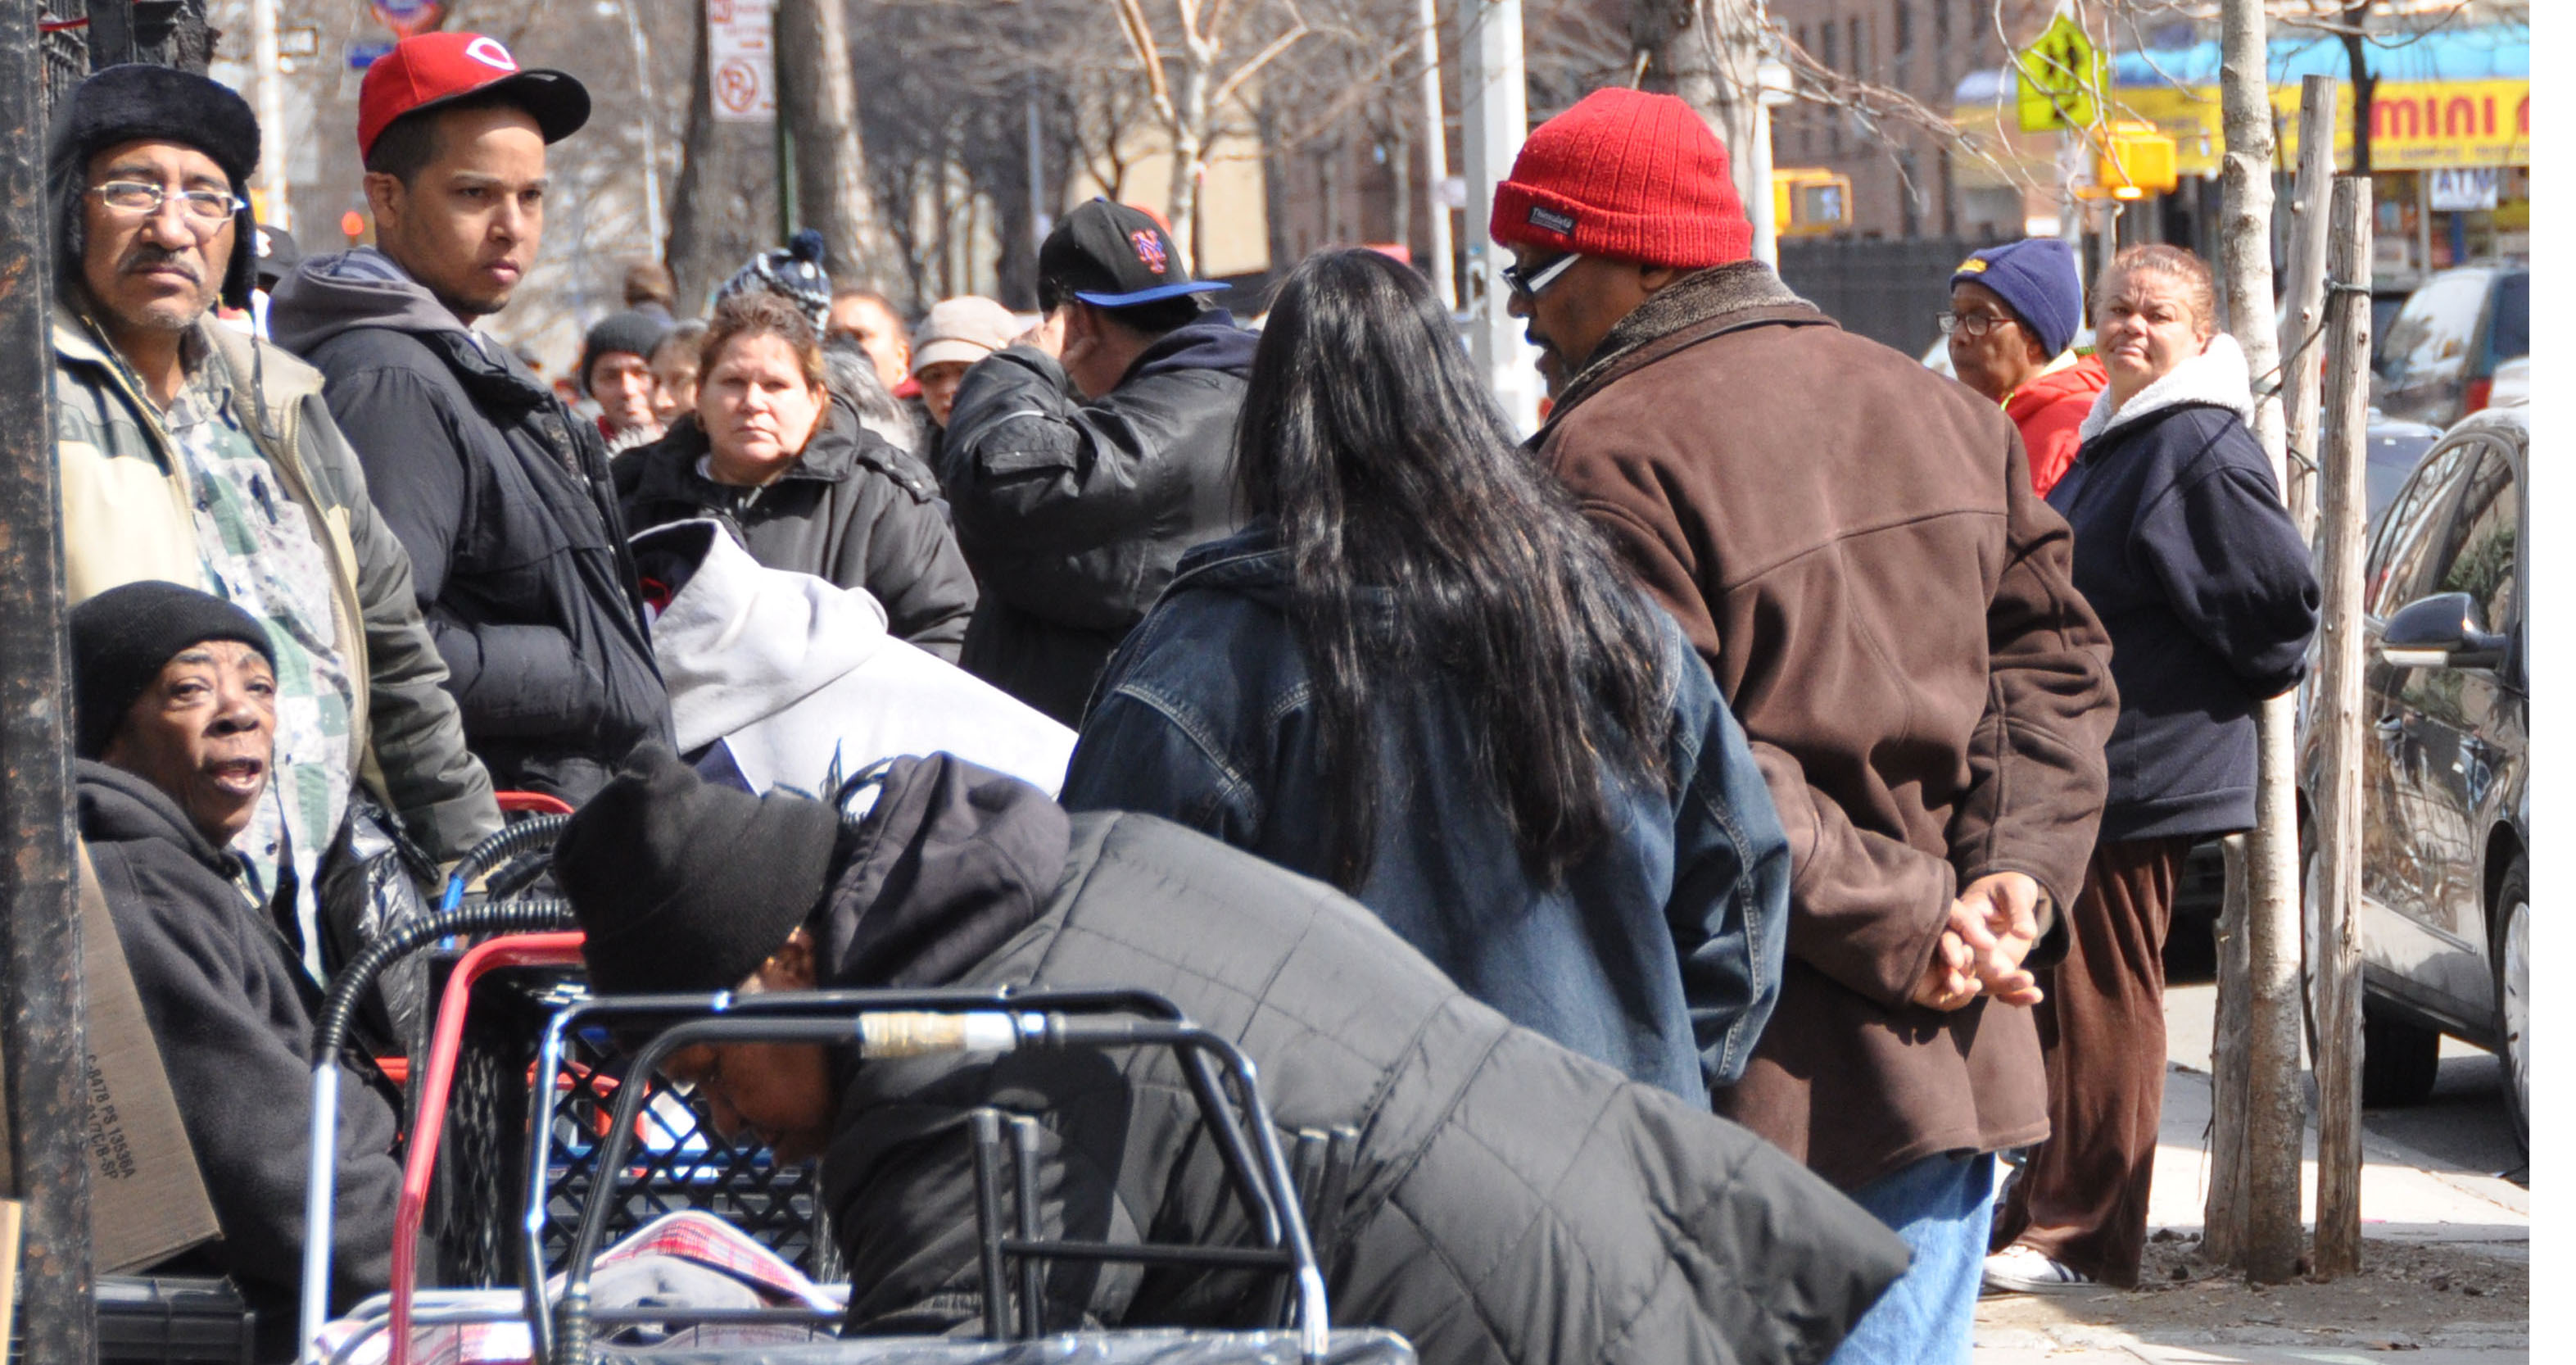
[1491,87,1752,269]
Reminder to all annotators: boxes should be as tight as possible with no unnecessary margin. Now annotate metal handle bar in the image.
[299,899,577,1365]
[552,1007,1330,1365]
[515,986,1278,1363]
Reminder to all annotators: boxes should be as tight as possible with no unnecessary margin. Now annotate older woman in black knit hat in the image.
[70,582,406,1359]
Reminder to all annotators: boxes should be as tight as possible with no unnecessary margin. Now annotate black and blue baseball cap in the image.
[1038,198,1229,311]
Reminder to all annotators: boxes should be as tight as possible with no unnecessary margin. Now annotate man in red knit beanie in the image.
[1502,86,2121,1365]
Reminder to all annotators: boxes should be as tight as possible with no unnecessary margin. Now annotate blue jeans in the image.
[1825,1152,1997,1365]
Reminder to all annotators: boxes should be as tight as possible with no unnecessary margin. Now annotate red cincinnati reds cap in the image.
[358,32,591,161]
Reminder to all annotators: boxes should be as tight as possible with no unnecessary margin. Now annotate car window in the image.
[2430,443,2519,633]
[2378,271,2489,386]
[2486,272,2528,365]
[2366,438,2470,615]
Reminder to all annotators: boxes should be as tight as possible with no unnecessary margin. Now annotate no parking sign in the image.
[709,0,775,124]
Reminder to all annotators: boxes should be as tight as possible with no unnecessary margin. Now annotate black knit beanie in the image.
[48,64,264,311]
[69,581,277,760]
[577,310,672,395]
[552,743,844,997]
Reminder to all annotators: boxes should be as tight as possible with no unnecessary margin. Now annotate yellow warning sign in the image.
[2015,15,2106,133]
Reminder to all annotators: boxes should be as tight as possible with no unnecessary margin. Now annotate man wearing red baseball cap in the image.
[271,34,674,803]
[1497,87,2119,1365]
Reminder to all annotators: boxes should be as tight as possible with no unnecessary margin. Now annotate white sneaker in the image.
[1981,1244,2097,1295]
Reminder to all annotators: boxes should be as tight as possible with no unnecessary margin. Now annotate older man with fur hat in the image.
[48,63,500,970]
[1496,87,2119,1365]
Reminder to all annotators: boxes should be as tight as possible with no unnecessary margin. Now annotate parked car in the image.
[2296,405,2526,1148]
[2361,412,2447,528]
[2373,265,2528,428]
[2485,356,2529,410]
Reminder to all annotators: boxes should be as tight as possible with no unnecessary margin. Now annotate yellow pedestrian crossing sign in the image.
[2016,15,2106,133]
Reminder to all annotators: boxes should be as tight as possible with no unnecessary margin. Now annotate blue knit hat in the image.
[1951,238,2083,359]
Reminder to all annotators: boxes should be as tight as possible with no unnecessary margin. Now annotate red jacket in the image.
[2006,354,2108,497]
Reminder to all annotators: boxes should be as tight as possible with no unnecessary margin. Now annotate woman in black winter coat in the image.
[1987,246,2320,1295]
[616,292,978,660]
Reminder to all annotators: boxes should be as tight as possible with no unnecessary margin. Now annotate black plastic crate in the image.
[423,964,841,1290]
[93,1276,254,1365]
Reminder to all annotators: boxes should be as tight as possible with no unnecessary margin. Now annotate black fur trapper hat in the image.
[48,64,262,311]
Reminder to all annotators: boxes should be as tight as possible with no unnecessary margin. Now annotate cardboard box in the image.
[0,845,222,1273]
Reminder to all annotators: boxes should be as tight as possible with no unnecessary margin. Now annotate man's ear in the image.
[758,926,819,991]
[361,171,405,238]
[1637,263,1691,295]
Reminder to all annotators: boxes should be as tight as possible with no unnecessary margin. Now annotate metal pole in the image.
[2,2,94,1359]
[1745,55,1780,268]
[2309,173,2375,1279]
[1417,0,1454,311]
[618,0,666,256]
[249,0,288,231]
[1458,0,1538,433]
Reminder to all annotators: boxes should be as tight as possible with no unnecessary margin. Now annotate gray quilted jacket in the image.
[813,755,1908,1365]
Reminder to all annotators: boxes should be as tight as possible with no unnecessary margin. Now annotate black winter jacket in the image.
[2046,336,2320,842]
[78,762,405,1359]
[938,312,1256,724]
[810,755,1908,1365]
[614,396,977,660]
[270,249,672,803]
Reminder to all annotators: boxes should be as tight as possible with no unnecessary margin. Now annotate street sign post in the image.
[2015,13,2105,134]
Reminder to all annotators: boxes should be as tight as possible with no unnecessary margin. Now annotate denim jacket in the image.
[1062,528,1792,1104]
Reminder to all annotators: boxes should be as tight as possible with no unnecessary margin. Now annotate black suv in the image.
[2297,406,2527,1147]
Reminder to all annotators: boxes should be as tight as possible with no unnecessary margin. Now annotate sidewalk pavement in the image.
[1971,985,2528,1363]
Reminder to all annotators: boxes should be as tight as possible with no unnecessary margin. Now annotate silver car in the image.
[2298,405,2527,1148]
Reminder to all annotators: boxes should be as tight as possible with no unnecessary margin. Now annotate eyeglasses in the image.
[1502,252,1581,302]
[89,180,241,229]
[1935,310,2019,340]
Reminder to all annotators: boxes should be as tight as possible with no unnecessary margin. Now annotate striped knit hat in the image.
[1490,87,1752,270]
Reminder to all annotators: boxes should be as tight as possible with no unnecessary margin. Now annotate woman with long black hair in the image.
[1062,249,1791,1103]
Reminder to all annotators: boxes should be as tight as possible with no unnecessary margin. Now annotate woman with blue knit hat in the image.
[1943,238,2106,497]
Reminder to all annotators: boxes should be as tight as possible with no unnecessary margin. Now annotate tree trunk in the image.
[2310,174,2375,1280]
[1166,57,1212,270]
[1632,0,1763,223]
[2342,7,2375,177]
[2279,75,2338,538]
[2217,0,2306,1287]
[668,0,781,314]
[2204,833,2253,1267]
[779,0,902,302]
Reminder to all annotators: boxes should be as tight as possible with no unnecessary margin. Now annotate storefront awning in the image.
[1950,24,2529,179]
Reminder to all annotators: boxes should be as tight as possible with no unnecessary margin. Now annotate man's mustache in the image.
[117,243,202,284]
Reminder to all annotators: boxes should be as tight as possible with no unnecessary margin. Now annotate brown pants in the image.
[1991,836,2193,1287]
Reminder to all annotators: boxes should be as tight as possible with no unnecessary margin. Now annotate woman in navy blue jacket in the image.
[1988,246,2320,1295]
[1060,249,1792,1106]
